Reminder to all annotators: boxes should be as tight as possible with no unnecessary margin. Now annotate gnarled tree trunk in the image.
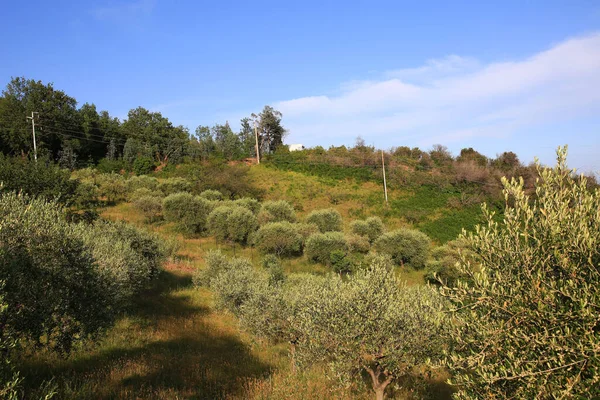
[366,365,393,400]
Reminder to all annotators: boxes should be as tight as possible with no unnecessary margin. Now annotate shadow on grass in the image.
[19,268,273,399]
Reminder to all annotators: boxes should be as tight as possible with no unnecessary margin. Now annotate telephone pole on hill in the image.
[26,111,39,162]
[254,122,260,164]
[381,150,388,204]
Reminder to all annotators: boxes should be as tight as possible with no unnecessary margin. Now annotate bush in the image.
[96,158,126,174]
[294,256,449,400]
[0,288,21,399]
[373,228,431,268]
[132,156,155,175]
[193,250,229,288]
[127,175,159,192]
[227,206,257,244]
[97,173,127,203]
[207,206,234,241]
[162,193,213,234]
[211,258,267,314]
[0,193,115,353]
[305,208,343,233]
[253,222,303,256]
[232,197,261,215]
[0,155,78,206]
[350,216,385,243]
[293,222,320,249]
[262,254,282,270]
[258,200,296,224]
[441,147,600,399]
[77,220,165,305]
[346,233,370,253]
[134,195,163,222]
[199,189,224,201]
[128,187,164,202]
[305,231,349,265]
[424,239,471,287]
[158,178,192,195]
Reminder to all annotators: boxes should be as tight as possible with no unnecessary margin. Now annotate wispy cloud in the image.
[92,0,156,24]
[277,33,600,152]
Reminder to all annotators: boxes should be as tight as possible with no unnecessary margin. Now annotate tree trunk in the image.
[366,366,393,400]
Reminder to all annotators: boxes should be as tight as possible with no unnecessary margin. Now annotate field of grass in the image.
[16,201,452,399]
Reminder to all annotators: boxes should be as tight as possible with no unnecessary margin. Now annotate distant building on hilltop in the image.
[288,144,305,151]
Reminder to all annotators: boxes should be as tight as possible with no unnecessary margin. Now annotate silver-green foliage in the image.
[442,147,600,399]
[373,228,431,269]
[0,287,21,400]
[305,208,343,233]
[253,221,303,256]
[232,197,261,215]
[258,200,296,224]
[134,195,163,222]
[305,231,349,265]
[226,206,257,244]
[162,192,213,234]
[76,220,165,306]
[157,177,192,195]
[294,256,449,399]
[192,250,229,288]
[350,216,385,243]
[0,193,114,353]
[207,206,232,241]
[199,189,224,201]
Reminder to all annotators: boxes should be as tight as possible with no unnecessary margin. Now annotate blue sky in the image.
[1,0,599,171]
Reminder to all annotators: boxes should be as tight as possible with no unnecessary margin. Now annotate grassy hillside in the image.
[16,202,451,399]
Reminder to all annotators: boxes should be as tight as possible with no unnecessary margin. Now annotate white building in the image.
[288,144,305,151]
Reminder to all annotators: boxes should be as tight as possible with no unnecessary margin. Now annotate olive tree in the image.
[226,206,257,244]
[0,193,115,353]
[305,232,349,265]
[134,195,163,222]
[253,221,303,256]
[258,200,296,224]
[373,228,431,268]
[305,208,343,232]
[162,193,213,234]
[441,147,600,399]
[199,189,223,201]
[207,205,233,241]
[350,216,385,243]
[294,256,449,400]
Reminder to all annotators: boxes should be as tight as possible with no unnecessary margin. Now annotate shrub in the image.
[294,256,449,400]
[373,228,431,268]
[211,258,267,314]
[253,222,303,256]
[158,177,192,195]
[350,216,385,243]
[77,220,165,305]
[346,233,370,253]
[162,193,213,234]
[424,239,471,287]
[441,147,600,399]
[97,173,127,203]
[128,187,164,202]
[0,288,21,399]
[127,175,159,192]
[0,155,78,206]
[293,222,320,248]
[258,200,296,224]
[0,193,114,353]
[193,250,229,288]
[96,158,126,174]
[233,197,261,215]
[132,156,155,175]
[199,189,224,201]
[305,232,349,265]
[207,206,234,241]
[134,195,163,222]
[227,206,257,244]
[305,208,343,232]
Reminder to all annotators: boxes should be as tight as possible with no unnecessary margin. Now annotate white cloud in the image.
[276,33,600,153]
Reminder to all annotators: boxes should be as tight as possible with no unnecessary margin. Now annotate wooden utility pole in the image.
[254,122,260,164]
[381,150,388,203]
[26,111,39,162]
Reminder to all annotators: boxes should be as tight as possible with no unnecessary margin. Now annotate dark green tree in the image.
[251,105,286,155]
